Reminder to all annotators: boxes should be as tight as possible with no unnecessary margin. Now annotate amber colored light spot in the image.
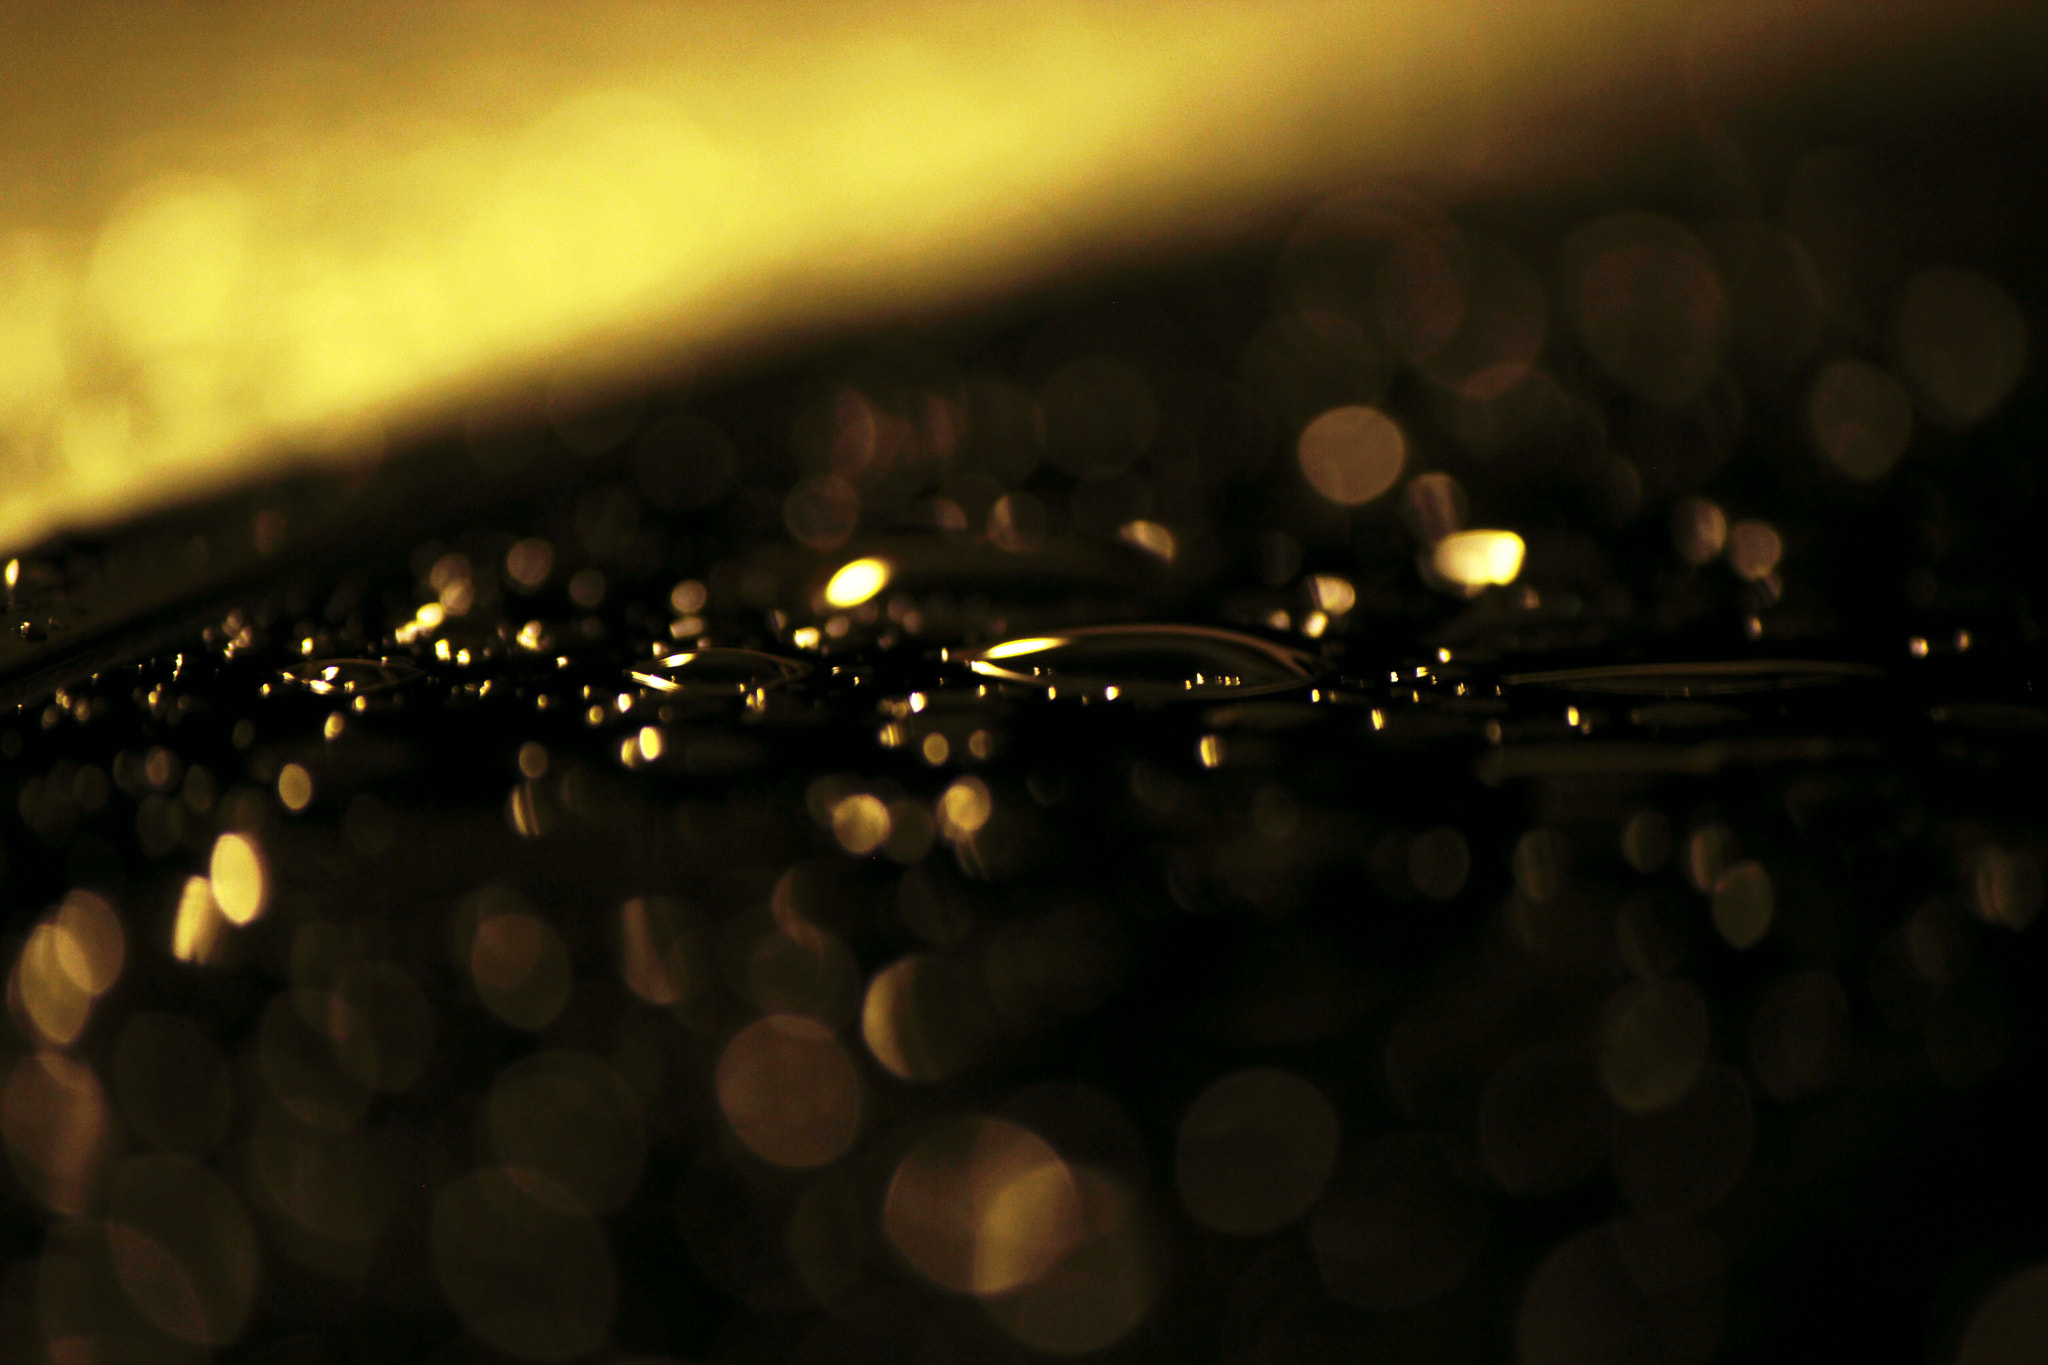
[830,793,892,854]
[1297,405,1405,506]
[209,833,268,925]
[715,1014,861,1168]
[823,556,891,609]
[937,776,992,839]
[1175,1067,1339,1235]
[883,1116,1084,1296]
[1430,529,1525,593]
[277,763,314,811]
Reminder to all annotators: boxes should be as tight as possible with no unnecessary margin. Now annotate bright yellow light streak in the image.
[0,1,1949,551]
[823,557,892,609]
[1432,530,1526,592]
[977,637,1066,662]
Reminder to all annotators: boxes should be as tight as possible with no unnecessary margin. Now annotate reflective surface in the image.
[3,88,2048,1365]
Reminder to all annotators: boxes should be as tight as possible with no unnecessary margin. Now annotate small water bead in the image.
[277,657,423,698]
[627,648,810,696]
[962,624,1319,701]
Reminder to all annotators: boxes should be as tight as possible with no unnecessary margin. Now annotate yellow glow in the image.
[277,762,315,811]
[831,793,893,855]
[209,832,269,925]
[883,1117,1084,1297]
[1298,405,1406,506]
[1307,574,1356,615]
[1431,529,1526,592]
[1197,734,1226,769]
[173,876,227,964]
[824,557,892,609]
[636,725,664,762]
[0,3,1976,549]
[979,636,1065,662]
[937,777,992,839]
[1117,519,1178,562]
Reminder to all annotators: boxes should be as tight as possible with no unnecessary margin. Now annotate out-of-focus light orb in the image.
[1600,979,1711,1113]
[504,537,555,590]
[1725,520,1782,582]
[715,1014,862,1169]
[3,1050,112,1217]
[52,890,126,997]
[982,1165,1163,1354]
[1297,405,1406,506]
[1175,1067,1340,1236]
[882,1116,1084,1297]
[209,832,268,925]
[830,793,892,855]
[862,953,982,1082]
[1671,496,1729,566]
[173,875,227,964]
[1307,573,1356,615]
[823,556,891,609]
[469,911,574,1031]
[1711,861,1775,948]
[277,762,314,811]
[620,895,702,1008]
[1116,519,1177,562]
[1955,1263,2048,1365]
[785,475,862,550]
[1895,265,2029,426]
[1808,359,1913,480]
[937,776,992,839]
[1430,529,1525,593]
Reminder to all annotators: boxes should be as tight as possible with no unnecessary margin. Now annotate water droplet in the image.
[627,648,809,696]
[962,624,1318,701]
[278,657,422,698]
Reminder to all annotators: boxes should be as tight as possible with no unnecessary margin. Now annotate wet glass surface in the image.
[4,96,2048,1365]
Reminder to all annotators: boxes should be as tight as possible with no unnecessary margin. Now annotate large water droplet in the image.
[629,649,810,696]
[962,625,1319,700]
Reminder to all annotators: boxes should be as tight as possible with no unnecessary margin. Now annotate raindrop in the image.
[962,624,1319,701]
[628,648,808,697]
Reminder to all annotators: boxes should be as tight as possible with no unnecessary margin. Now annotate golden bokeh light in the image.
[276,762,315,812]
[1117,519,1178,562]
[714,1013,862,1168]
[1429,529,1525,594]
[1599,979,1710,1114]
[1175,1067,1339,1235]
[619,895,708,1009]
[1671,495,1729,566]
[104,1154,261,1347]
[982,1165,1162,1354]
[937,776,993,839]
[823,556,892,609]
[1895,265,2029,426]
[883,1116,1085,1297]
[1726,519,1783,582]
[432,1168,617,1362]
[171,875,227,965]
[208,832,268,926]
[1710,860,1774,948]
[1808,358,1913,480]
[861,953,984,1082]
[1307,573,1356,615]
[486,1050,647,1216]
[469,910,574,1031]
[830,792,893,855]
[2,1049,112,1216]
[1296,405,1406,506]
